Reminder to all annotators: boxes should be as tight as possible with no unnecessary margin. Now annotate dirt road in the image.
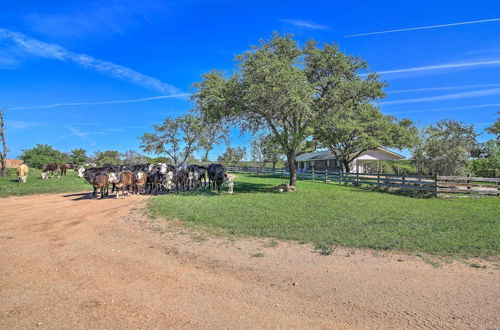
[0,192,498,329]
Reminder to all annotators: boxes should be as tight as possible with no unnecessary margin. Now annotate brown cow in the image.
[109,171,133,198]
[133,171,148,194]
[41,163,59,179]
[92,173,109,199]
[59,163,69,176]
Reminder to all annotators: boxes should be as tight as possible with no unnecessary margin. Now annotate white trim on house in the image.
[296,148,405,173]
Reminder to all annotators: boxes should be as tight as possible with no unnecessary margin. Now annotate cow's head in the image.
[136,171,144,180]
[40,172,48,179]
[77,167,85,178]
[159,163,167,174]
[108,172,118,183]
[18,176,27,183]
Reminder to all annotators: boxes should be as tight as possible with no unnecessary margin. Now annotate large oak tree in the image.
[194,33,321,185]
[193,33,408,184]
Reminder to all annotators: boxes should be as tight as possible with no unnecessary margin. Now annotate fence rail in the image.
[226,166,500,196]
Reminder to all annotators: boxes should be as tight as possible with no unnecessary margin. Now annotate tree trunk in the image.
[203,149,210,162]
[343,160,351,173]
[0,110,7,177]
[287,152,297,186]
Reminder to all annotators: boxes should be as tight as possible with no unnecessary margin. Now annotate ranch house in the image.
[295,148,405,173]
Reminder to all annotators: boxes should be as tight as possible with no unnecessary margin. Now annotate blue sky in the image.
[1,0,499,159]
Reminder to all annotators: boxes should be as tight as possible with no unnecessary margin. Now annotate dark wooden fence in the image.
[226,166,500,196]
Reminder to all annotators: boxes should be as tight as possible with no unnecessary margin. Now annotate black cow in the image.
[173,167,189,193]
[208,164,228,193]
[188,164,207,188]
[147,169,164,195]
[123,164,150,173]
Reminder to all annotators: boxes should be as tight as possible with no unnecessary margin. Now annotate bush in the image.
[468,157,500,178]
[20,144,67,169]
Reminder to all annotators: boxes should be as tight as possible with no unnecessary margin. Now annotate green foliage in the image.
[145,156,171,164]
[486,111,499,140]
[93,150,122,166]
[199,121,229,161]
[305,39,417,172]
[149,174,500,256]
[468,139,499,177]
[380,160,417,175]
[141,114,203,166]
[412,120,478,176]
[20,144,67,169]
[193,33,416,183]
[468,157,500,177]
[70,148,88,166]
[193,33,317,185]
[251,134,284,168]
[218,147,246,166]
[121,150,147,165]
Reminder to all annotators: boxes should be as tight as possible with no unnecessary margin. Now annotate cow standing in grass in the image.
[59,163,69,176]
[41,163,59,179]
[208,164,229,193]
[17,164,29,183]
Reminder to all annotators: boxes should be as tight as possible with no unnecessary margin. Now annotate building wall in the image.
[5,159,24,168]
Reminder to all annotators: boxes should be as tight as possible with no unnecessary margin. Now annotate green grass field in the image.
[149,174,500,257]
[0,168,89,197]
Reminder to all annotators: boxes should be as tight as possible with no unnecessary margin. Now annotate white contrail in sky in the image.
[345,18,500,37]
[381,88,500,106]
[388,83,500,94]
[7,94,191,110]
[281,19,327,29]
[0,28,179,94]
[384,103,500,114]
[376,60,500,75]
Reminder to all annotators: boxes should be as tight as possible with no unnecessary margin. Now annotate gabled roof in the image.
[296,148,405,161]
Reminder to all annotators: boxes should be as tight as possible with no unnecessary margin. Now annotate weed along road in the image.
[0,192,498,329]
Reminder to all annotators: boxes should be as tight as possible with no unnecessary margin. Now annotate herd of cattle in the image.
[35,162,234,198]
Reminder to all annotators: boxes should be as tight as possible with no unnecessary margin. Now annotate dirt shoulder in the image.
[0,192,498,329]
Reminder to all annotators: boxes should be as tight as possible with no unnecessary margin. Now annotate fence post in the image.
[312,168,315,181]
[434,172,439,198]
[402,174,406,189]
[325,169,328,182]
[356,171,359,186]
[377,173,380,187]
[467,173,471,191]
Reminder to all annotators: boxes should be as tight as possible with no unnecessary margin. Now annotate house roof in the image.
[296,148,405,161]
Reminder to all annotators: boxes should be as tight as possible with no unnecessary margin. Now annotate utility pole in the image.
[0,108,7,177]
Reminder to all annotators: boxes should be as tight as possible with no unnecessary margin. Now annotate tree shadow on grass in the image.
[351,185,433,199]
[174,181,273,197]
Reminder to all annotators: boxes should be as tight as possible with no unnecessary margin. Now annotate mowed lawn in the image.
[0,168,89,197]
[149,174,500,257]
